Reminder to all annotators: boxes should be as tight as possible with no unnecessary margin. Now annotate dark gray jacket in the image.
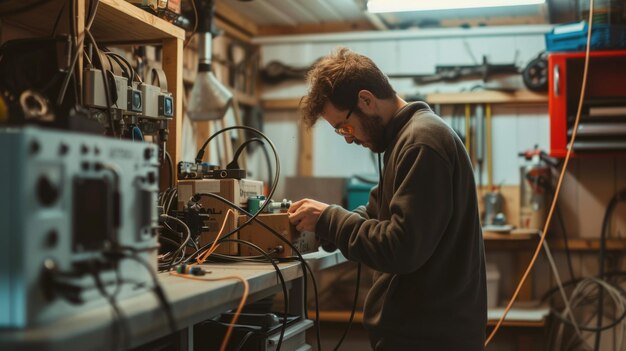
[316,102,486,350]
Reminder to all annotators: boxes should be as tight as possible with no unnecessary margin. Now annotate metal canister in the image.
[519,162,550,230]
[483,190,504,226]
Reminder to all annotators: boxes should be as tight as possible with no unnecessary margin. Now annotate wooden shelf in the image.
[261,90,548,110]
[2,0,185,43]
[425,90,548,105]
[308,308,548,328]
[261,98,301,110]
[483,232,626,251]
[1,0,185,178]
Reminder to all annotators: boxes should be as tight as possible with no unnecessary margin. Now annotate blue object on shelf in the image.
[545,21,626,52]
[346,176,376,210]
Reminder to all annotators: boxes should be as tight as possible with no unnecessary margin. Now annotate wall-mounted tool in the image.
[518,146,552,231]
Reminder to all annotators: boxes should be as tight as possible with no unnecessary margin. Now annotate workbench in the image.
[0,249,347,351]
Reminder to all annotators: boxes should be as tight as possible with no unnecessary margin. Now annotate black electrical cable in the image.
[165,151,175,188]
[548,290,626,332]
[543,178,576,281]
[219,238,288,351]
[159,220,190,270]
[193,125,322,349]
[540,271,626,303]
[540,272,626,333]
[595,188,626,349]
[50,1,65,38]
[555,204,576,281]
[194,126,281,210]
[160,214,191,271]
[119,251,178,333]
[188,126,280,256]
[58,0,97,103]
[85,29,116,137]
[333,262,361,351]
[188,192,322,351]
[165,188,177,215]
[105,52,131,81]
[226,137,264,169]
[56,0,103,124]
[103,51,141,85]
[195,127,280,210]
[205,252,275,263]
[234,331,254,351]
[91,268,129,351]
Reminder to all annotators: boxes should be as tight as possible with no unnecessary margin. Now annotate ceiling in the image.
[221,0,583,33]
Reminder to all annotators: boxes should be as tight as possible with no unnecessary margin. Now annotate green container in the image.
[346,176,376,210]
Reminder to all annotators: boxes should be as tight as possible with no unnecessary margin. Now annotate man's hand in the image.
[287,198,329,232]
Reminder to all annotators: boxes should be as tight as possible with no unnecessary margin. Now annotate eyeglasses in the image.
[334,109,354,137]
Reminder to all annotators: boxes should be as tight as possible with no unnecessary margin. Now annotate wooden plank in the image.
[215,17,252,43]
[233,90,258,107]
[162,37,183,181]
[215,0,258,36]
[261,99,301,110]
[258,20,376,36]
[363,12,388,31]
[484,233,626,251]
[309,309,546,328]
[263,92,548,110]
[2,0,184,42]
[93,0,185,42]
[426,90,548,105]
[0,0,66,37]
[549,238,626,251]
[513,251,533,301]
[77,0,85,102]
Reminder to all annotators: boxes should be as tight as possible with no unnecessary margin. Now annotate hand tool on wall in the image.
[464,104,472,158]
[475,104,484,188]
[486,103,493,188]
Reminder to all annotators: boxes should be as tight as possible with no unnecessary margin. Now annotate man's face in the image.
[321,102,386,153]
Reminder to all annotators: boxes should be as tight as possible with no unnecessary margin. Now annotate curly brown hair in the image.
[299,47,396,128]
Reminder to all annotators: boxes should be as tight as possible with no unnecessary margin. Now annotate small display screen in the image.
[73,177,111,252]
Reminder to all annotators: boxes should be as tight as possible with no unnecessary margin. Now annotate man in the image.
[287,48,486,350]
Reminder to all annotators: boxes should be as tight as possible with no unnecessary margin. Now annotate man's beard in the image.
[356,113,387,153]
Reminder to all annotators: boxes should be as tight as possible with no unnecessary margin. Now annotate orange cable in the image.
[196,209,236,264]
[484,0,594,346]
[170,272,250,351]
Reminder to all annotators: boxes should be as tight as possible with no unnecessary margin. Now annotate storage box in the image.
[346,176,376,210]
[177,178,263,255]
[238,213,319,258]
[546,21,626,52]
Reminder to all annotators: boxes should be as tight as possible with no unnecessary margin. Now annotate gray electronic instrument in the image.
[0,126,160,328]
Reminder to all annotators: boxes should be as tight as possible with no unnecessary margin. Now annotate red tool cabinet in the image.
[549,50,626,157]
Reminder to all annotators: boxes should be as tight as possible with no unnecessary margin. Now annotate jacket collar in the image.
[383,101,431,150]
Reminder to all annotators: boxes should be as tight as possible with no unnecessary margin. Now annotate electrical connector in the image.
[176,264,207,276]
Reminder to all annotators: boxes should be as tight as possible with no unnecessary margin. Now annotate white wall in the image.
[251,26,626,241]
[256,26,551,190]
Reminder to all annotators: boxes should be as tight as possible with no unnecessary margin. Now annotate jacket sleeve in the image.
[316,145,453,274]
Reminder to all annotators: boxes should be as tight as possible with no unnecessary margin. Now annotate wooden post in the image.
[162,37,183,179]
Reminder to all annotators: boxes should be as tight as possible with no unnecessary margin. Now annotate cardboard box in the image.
[238,213,319,258]
[177,179,263,255]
